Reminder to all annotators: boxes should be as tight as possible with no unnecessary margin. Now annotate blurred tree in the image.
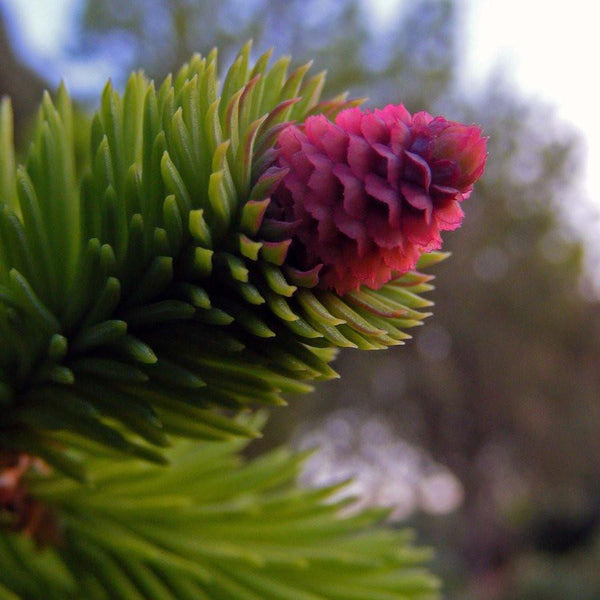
[75,0,455,108]
[64,0,600,597]
[394,84,600,599]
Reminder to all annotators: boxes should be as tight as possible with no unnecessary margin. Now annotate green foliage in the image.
[0,38,448,600]
[0,42,440,476]
[1,419,439,600]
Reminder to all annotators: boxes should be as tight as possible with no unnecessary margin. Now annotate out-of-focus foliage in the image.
[2,418,440,600]
[76,0,455,110]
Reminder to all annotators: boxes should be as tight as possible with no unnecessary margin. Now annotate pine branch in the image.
[0,43,444,476]
[1,420,440,600]
[0,41,489,600]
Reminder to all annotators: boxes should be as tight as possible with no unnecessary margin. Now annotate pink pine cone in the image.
[271,104,487,294]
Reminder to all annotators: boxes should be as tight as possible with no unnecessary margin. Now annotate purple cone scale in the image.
[271,104,487,294]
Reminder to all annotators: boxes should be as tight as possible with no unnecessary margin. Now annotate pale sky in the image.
[463,0,600,290]
[464,0,599,201]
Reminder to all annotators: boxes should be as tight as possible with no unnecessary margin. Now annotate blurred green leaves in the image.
[1,419,439,600]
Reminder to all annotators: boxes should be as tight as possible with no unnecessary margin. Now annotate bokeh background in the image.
[2,1,600,598]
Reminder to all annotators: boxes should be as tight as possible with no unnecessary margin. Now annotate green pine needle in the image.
[0,422,440,600]
[0,43,445,474]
